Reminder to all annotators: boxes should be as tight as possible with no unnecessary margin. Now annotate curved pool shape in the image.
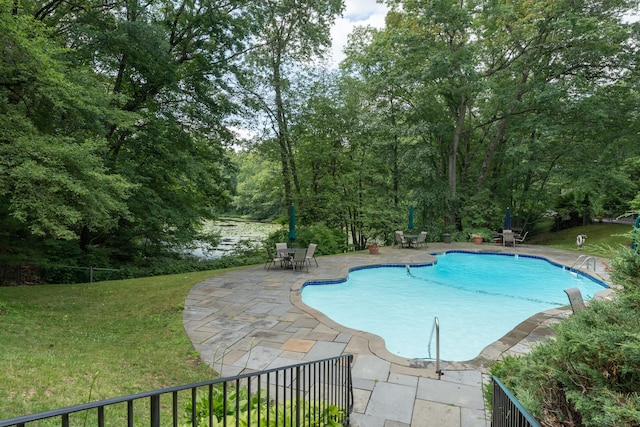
[301,251,608,362]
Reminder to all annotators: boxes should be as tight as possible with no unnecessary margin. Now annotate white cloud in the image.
[329,0,388,66]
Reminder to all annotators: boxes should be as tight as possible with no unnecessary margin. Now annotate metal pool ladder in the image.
[428,316,443,379]
[570,255,596,271]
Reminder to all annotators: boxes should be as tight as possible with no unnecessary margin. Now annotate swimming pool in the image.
[301,251,608,362]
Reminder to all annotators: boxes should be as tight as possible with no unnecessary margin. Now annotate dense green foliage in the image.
[264,223,349,255]
[489,248,640,426]
[0,0,253,282]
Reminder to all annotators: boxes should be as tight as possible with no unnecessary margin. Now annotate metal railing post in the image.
[150,395,160,427]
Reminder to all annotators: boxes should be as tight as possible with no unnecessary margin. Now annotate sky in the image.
[329,0,388,65]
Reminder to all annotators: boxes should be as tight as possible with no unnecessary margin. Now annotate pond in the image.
[186,219,280,259]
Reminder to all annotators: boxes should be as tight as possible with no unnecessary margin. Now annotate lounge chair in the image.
[264,247,285,270]
[291,248,308,272]
[502,230,516,247]
[305,243,318,267]
[564,287,586,313]
[415,231,428,248]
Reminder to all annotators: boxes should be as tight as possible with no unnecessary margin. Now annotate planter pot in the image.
[368,244,380,254]
[473,235,484,244]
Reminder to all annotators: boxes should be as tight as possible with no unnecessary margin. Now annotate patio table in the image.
[276,248,296,268]
[404,234,418,248]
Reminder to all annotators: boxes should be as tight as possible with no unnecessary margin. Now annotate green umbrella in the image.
[408,205,414,231]
[288,203,296,244]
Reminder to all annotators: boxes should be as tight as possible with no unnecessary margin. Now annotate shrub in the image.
[183,386,345,426]
[263,225,347,255]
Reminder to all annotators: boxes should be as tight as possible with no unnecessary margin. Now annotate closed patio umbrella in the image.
[504,207,512,230]
[288,203,296,245]
[408,205,414,231]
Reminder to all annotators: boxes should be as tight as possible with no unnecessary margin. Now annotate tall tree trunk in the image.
[272,51,293,205]
[479,69,530,185]
[447,94,467,226]
[390,94,400,207]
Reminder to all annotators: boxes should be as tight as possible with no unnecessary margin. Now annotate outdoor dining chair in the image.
[305,243,318,267]
[291,248,308,272]
[395,231,408,248]
[275,242,288,258]
[415,231,428,248]
[264,247,285,271]
[502,230,516,247]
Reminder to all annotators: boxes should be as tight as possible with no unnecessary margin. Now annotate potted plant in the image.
[367,239,380,254]
[466,228,494,245]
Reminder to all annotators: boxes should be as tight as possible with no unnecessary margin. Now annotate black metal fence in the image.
[0,354,353,427]
[491,376,541,427]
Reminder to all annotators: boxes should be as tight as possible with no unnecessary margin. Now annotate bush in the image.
[183,386,345,426]
[263,225,347,255]
[119,254,257,280]
[454,227,495,243]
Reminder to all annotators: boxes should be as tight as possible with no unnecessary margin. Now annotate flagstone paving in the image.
[183,243,612,426]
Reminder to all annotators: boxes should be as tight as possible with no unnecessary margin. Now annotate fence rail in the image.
[491,376,541,427]
[0,354,353,427]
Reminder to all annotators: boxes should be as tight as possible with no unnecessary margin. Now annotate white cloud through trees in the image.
[329,0,388,66]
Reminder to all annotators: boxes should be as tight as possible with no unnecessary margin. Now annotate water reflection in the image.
[188,219,280,259]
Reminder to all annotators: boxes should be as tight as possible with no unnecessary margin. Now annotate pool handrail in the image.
[428,316,443,380]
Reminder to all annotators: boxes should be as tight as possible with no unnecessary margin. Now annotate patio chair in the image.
[502,230,516,247]
[395,231,408,248]
[564,287,586,313]
[305,243,318,267]
[515,231,529,244]
[275,242,288,258]
[264,246,285,271]
[291,248,308,272]
[415,231,428,248]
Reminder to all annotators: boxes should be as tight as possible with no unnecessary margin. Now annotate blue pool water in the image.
[301,252,608,361]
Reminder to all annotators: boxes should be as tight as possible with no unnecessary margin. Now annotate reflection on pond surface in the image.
[188,218,280,259]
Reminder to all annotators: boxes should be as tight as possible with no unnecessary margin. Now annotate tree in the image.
[237,0,344,208]
[340,0,640,233]
[2,0,252,269]
[0,0,133,243]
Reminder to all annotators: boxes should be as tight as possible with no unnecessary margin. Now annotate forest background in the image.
[1,0,640,284]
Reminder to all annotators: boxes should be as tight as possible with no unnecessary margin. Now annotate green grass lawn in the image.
[0,222,636,421]
[528,222,632,258]
[0,269,242,420]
